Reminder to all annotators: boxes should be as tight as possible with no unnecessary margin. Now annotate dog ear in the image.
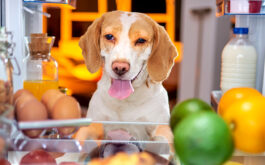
[147,24,178,82]
[79,17,103,73]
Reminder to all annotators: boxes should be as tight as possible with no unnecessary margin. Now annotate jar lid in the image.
[233,27,248,34]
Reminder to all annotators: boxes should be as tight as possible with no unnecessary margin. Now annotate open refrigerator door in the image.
[216,0,265,94]
[212,0,265,164]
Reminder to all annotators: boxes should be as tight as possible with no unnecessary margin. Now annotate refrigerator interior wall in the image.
[5,0,25,92]
[24,4,43,36]
[4,0,43,92]
[179,0,230,103]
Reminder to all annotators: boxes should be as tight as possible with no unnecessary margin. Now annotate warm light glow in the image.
[71,64,102,81]
[174,42,182,62]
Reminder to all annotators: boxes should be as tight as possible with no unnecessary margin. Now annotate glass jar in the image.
[0,27,15,116]
[0,27,16,163]
[23,34,58,100]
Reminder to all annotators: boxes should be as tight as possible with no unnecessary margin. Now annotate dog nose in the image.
[112,61,130,76]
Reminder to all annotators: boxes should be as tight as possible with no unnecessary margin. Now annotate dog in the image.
[79,11,177,142]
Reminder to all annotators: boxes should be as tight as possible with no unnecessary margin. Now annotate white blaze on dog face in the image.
[100,12,154,82]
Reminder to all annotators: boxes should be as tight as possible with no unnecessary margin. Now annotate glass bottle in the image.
[23,34,58,100]
[220,27,257,93]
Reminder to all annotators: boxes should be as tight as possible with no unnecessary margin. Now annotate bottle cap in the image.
[233,27,248,34]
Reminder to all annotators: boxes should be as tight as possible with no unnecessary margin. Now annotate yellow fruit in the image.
[223,161,243,165]
[218,87,261,116]
[222,95,265,153]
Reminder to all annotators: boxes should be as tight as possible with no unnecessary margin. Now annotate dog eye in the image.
[136,38,146,44]
[105,34,114,41]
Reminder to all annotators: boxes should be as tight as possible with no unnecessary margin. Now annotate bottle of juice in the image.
[220,27,257,93]
[23,33,58,100]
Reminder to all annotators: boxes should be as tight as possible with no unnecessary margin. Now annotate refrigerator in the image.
[0,1,174,164]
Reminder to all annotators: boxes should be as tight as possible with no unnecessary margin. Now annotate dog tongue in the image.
[108,79,134,100]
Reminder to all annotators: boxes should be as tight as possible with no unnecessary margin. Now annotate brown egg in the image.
[59,127,79,136]
[41,89,65,118]
[13,89,34,104]
[52,96,81,119]
[16,99,48,138]
[52,96,81,136]
[23,129,43,138]
[15,94,36,113]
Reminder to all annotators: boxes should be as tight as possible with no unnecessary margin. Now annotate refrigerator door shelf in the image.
[217,0,265,16]
[23,0,76,8]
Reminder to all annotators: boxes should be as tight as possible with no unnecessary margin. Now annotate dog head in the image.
[79,11,178,99]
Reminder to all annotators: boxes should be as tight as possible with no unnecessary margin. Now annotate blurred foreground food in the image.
[173,111,234,165]
[88,152,155,165]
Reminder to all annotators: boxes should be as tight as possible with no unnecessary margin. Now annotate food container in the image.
[23,34,58,100]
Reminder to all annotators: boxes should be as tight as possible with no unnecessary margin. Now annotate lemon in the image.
[223,161,243,165]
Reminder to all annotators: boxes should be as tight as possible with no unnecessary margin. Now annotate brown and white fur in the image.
[79,11,178,141]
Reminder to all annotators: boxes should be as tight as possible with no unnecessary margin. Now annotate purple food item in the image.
[106,129,134,141]
[102,143,141,157]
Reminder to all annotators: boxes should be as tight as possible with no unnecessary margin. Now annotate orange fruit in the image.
[222,95,265,153]
[218,87,261,115]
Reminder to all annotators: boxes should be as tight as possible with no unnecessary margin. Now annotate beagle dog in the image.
[79,11,177,141]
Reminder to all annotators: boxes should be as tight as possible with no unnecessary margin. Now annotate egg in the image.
[15,94,36,113]
[16,99,48,138]
[52,96,81,119]
[13,89,34,104]
[52,95,81,136]
[41,89,65,118]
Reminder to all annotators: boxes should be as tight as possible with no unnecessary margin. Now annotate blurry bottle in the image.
[23,34,58,100]
[220,27,257,93]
